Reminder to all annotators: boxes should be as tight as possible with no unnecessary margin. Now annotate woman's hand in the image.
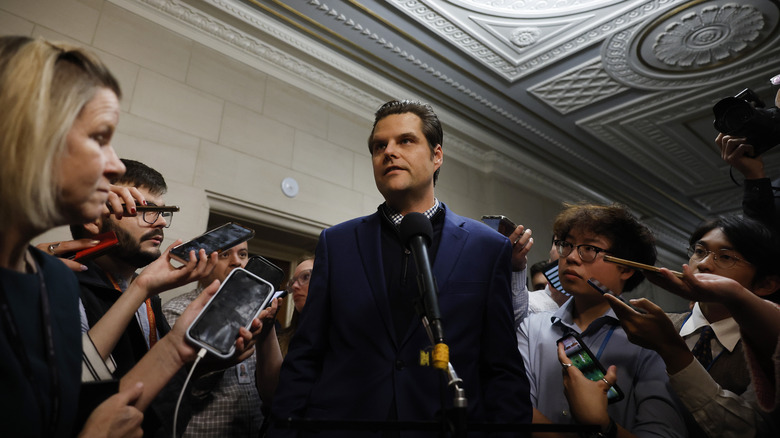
[103,184,146,220]
[131,241,217,299]
[36,238,100,272]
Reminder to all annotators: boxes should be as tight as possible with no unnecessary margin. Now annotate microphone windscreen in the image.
[400,212,433,249]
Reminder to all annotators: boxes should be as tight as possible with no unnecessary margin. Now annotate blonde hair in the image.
[0,36,121,231]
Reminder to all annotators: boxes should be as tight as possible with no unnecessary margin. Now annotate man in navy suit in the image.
[271,100,531,436]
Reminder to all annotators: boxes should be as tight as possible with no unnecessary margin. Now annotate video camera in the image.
[713,88,780,157]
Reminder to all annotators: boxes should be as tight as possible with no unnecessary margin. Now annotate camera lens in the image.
[713,97,755,135]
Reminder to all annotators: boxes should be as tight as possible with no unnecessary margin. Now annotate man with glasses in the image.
[517,203,686,438]
[604,215,780,437]
[70,159,185,434]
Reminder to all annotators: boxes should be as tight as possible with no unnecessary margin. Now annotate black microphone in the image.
[400,213,448,369]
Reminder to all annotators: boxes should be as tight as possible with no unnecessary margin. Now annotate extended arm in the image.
[88,245,217,362]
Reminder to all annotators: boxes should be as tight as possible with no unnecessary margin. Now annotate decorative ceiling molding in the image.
[292,0,601,169]
[602,0,780,89]
[111,0,605,208]
[452,0,616,16]
[391,0,682,81]
[529,57,629,114]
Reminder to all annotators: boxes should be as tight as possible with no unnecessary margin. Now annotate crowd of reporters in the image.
[1,34,779,438]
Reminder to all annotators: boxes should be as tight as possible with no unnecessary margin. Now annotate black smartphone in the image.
[170,222,255,262]
[587,278,613,296]
[109,204,180,213]
[186,268,275,358]
[557,332,624,404]
[481,215,517,237]
[245,255,285,291]
[542,260,568,296]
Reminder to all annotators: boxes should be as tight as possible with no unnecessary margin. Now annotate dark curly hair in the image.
[553,203,656,292]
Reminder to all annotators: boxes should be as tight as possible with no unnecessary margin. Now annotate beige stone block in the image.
[195,142,363,226]
[90,48,140,112]
[131,69,224,142]
[263,78,329,138]
[327,106,372,154]
[187,44,268,115]
[352,154,377,196]
[31,26,83,46]
[112,124,199,187]
[0,9,34,36]
[437,157,470,198]
[93,2,191,81]
[293,131,354,188]
[0,0,99,43]
[117,112,200,152]
[360,193,385,217]
[219,103,294,167]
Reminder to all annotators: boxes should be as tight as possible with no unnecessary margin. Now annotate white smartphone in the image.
[186,268,274,358]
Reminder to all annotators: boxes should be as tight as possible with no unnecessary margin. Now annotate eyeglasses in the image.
[141,203,173,228]
[687,244,750,269]
[287,269,312,291]
[554,240,610,263]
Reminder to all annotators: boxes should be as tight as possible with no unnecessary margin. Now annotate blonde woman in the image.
[0,36,263,437]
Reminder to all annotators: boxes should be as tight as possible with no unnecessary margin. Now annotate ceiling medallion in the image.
[653,4,763,68]
[602,0,780,90]
[510,27,541,47]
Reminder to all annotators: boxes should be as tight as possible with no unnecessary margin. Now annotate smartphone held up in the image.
[558,332,624,404]
[186,268,275,358]
[170,222,255,263]
[481,215,517,237]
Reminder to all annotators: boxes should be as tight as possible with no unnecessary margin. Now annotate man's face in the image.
[531,272,548,291]
[689,228,757,289]
[370,113,442,205]
[201,242,249,286]
[102,186,167,268]
[558,227,631,298]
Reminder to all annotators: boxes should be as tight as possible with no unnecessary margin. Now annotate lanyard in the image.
[106,273,157,348]
[595,325,617,361]
[0,251,60,436]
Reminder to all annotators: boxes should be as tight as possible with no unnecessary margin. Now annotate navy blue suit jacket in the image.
[271,204,531,436]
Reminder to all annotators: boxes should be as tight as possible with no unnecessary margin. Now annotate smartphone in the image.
[587,278,614,296]
[542,260,568,296]
[109,204,180,213]
[186,268,275,358]
[603,255,683,278]
[481,215,517,237]
[170,222,255,262]
[67,231,119,262]
[557,332,624,404]
[245,256,285,291]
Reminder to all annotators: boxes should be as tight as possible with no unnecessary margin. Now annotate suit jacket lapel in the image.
[432,206,468,283]
[400,205,469,347]
[355,213,398,347]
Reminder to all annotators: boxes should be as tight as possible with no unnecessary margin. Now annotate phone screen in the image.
[187,268,273,357]
[171,222,254,261]
[542,261,569,296]
[481,215,516,237]
[245,256,285,291]
[558,333,624,403]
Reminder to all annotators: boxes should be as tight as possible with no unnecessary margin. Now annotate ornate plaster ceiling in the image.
[129,0,780,264]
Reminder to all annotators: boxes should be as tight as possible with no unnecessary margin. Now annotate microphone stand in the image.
[415,281,468,438]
